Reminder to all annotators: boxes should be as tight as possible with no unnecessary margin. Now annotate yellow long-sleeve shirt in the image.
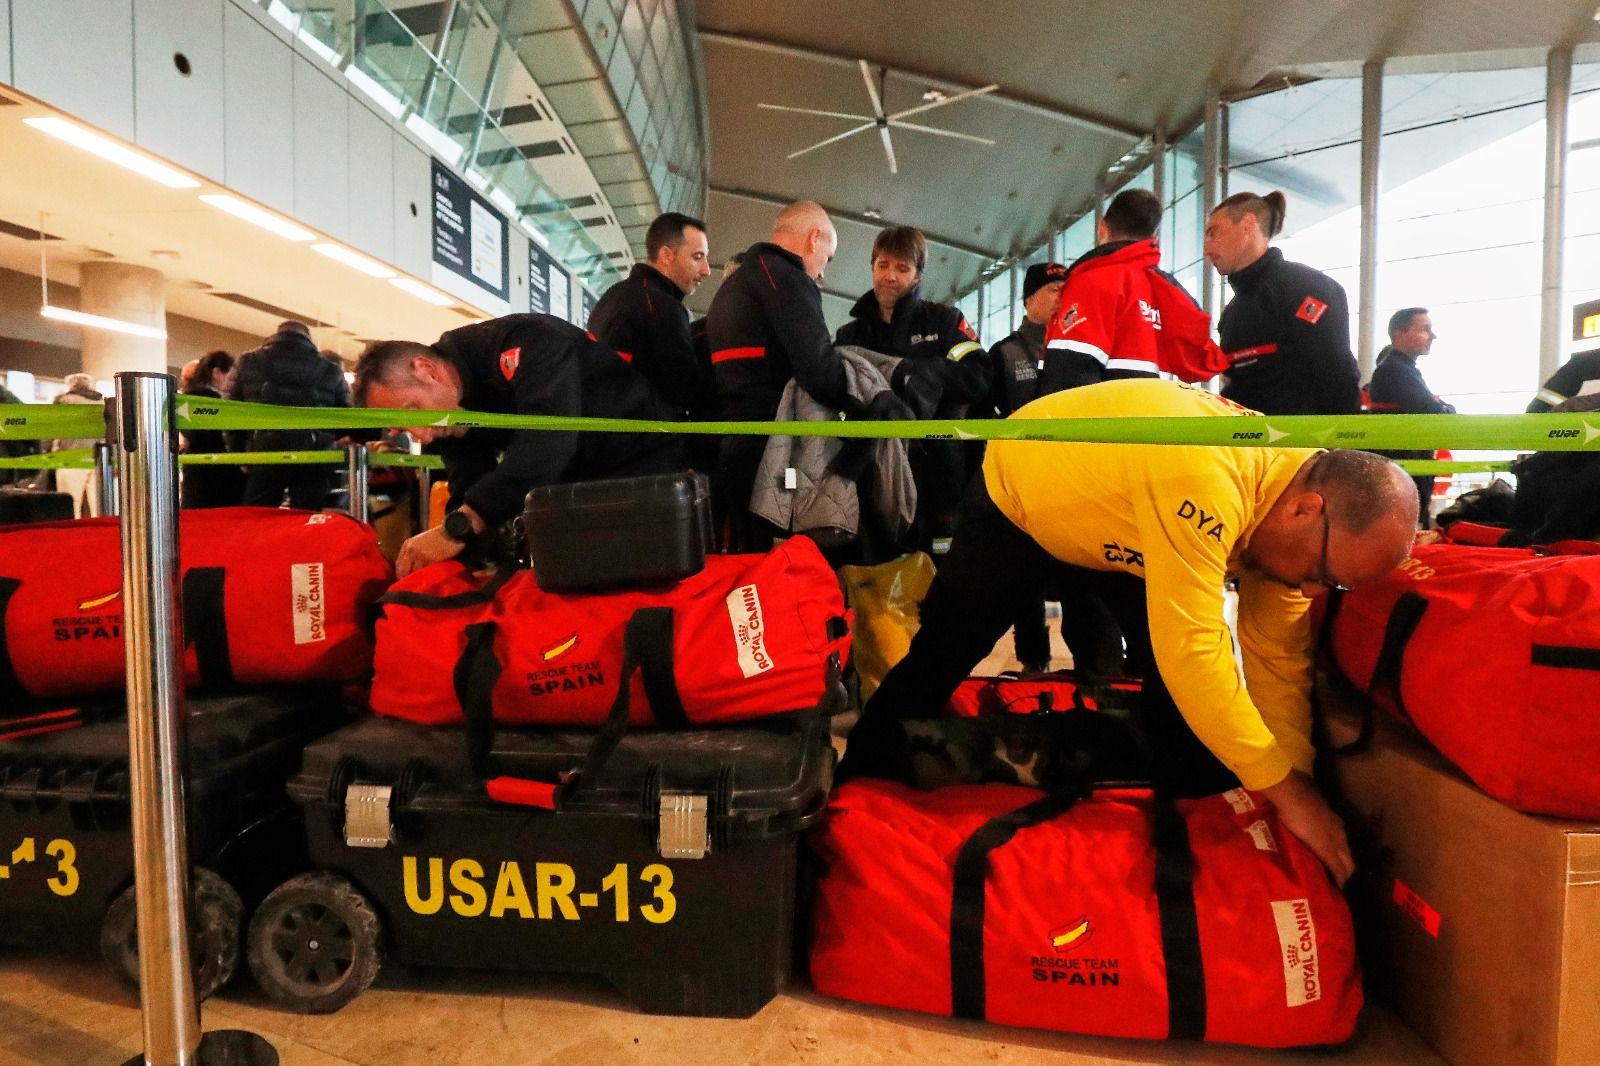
[982,379,1318,790]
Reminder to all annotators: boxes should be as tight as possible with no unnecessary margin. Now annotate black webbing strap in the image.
[380,562,516,610]
[0,577,23,702]
[1532,644,1600,671]
[1151,794,1206,1041]
[946,789,1207,1039]
[1337,591,1429,756]
[454,621,502,779]
[949,790,1082,1020]
[448,607,684,807]
[181,567,234,688]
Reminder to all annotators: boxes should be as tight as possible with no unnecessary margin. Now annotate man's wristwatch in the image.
[441,510,476,544]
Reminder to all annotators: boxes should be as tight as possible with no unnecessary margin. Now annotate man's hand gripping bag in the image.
[809,780,1361,1048]
[0,507,391,699]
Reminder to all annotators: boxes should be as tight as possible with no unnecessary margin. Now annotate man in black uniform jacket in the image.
[707,201,896,550]
[1205,191,1361,415]
[353,314,683,576]
[1367,307,1455,526]
[1529,348,1600,412]
[835,225,991,556]
[587,212,713,422]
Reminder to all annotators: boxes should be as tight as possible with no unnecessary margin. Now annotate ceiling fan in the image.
[758,61,998,175]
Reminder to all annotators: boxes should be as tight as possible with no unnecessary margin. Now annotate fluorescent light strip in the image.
[389,277,454,306]
[520,219,551,250]
[488,187,517,216]
[199,193,315,241]
[42,305,168,340]
[23,117,200,189]
[312,242,395,278]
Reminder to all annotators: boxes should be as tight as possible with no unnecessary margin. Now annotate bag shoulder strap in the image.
[381,562,517,611]
[182,566,234,688]
[452,606,685,809]
[948,789,1206,1041]
[1337,590,1429,755]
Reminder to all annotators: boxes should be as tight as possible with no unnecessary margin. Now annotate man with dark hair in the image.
[352,314,683,576]
[847,378,1420,887]
[1045,188,1224,384]
[224,320,350,510]
[1206,190,1361,415]
[707,201,864,550]
[1366,307,1454,526]
[836,224,991,556]
[589,213,713,420]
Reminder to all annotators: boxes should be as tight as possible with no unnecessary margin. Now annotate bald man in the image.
[847,380,1421,885]
[705,201,856,549]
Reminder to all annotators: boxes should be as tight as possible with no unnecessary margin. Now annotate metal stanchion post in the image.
[345,443,370,523]
[415,465,432,535]
[95,440,119,516]
[115,373,276,1066]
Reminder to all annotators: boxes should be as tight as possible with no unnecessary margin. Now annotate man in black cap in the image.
[990,261,1068,418]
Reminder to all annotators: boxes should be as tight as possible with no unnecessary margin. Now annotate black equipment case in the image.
[266,711,833,1015]
[0,689,346,995]
[0,486,75,525]
[522,472,711,592]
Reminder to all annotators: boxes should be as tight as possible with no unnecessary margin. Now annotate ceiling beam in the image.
[700,30,1146,142]
[710,185,1004,261]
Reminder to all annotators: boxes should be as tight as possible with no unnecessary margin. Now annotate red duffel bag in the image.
[946,672,1144,717]
[371,535,851,728]
[810,779,1361,1047]
[0,508,391,699]
[1323,541,1600,819]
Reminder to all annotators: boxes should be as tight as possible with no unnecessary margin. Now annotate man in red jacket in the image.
[1045,189,1226,383]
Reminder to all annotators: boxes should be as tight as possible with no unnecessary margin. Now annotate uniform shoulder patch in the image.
[1296,296,1328,324]
[957,315,978,342]
[499,347,521,380]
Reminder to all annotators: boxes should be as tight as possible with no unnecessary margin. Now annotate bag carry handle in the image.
[381,559,517,611]
[947,787,1205,1040]
[1334,591,1429,756]
[452,607,685,809]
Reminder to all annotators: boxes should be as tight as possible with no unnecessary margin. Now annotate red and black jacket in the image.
[1218,247,1360,415]
[429,314,683,524]
[1045,239,1225,385]
[705,242,850,422]
[587,263,714,419]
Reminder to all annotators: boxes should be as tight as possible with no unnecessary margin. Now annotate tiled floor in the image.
[0,953,1447,1066]
[0,623,1449,1066]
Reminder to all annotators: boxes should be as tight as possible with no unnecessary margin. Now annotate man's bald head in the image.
[770,201,838,283]
[1243,449,1419,598]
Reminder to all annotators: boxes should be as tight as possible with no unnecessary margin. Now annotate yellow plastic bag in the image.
[839,552,936,701]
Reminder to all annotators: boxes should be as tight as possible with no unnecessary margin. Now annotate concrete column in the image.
[1358,59,1385,383]
[78,261,167,383]
[1540,45,1574,384]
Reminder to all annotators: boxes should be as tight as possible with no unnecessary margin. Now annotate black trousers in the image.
[854,479,1239,798]
[243,466,334,511]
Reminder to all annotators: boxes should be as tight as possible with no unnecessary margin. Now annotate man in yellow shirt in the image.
[850,378,1419,884]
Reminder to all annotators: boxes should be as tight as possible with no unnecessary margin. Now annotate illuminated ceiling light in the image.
[389,277,453,306]
[465,169,489,190]
[520,219,551,250]
[41,305,168,340]
[312,242,396,278]
[23,117,200,189]
[404,114,463,166]
[200,193,316,241]
[862,207,882,220]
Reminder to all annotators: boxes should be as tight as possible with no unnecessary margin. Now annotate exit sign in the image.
[1574,297,1600,341]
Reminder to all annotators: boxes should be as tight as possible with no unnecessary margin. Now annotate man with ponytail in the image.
[1205,191,1361,415]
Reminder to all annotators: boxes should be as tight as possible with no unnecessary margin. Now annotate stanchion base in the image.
[121,1029,279,1066]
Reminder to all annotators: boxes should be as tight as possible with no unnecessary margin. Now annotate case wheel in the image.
[246,872,382,1014]
[100,866,243,1001]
